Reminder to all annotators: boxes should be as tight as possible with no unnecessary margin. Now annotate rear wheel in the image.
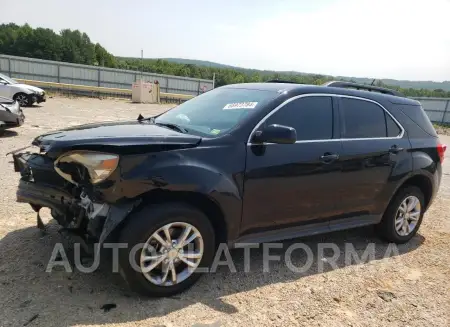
[118,203,215,297]
[14,93,33,107]
[376,186,425,243]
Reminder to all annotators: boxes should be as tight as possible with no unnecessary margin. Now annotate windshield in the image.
[0,73,17,84]
[155,88,278,137]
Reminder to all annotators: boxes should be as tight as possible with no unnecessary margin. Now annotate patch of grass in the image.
[433,123,450,136]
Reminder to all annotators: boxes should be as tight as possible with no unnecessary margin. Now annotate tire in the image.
[13,93,33,107]
[118,202,216,297]
[376,186,425,243]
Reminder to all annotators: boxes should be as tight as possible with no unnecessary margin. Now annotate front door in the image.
[241,95,344,235]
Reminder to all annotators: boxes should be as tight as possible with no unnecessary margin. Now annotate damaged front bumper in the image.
[12,151,139,251]
[35,92,46,103]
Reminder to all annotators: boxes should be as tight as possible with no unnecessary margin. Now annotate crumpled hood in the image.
[14,84,44,94]
[33,120,202,157]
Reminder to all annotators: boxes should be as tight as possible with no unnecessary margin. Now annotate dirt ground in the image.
[0,96,449,327]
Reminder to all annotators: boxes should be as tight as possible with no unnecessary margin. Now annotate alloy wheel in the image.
[16,94,28,106]
[140,222,204,286]
[395,195,421,236]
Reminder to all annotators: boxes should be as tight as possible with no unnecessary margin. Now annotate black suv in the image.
[11,81,446,296]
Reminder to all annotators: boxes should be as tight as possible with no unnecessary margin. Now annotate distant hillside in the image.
[158,58,450,92]
[343,77,450,92]
[161,58,235,69]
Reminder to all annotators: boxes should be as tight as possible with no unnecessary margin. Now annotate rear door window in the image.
[340,98,388,138]
[265,96,333,140]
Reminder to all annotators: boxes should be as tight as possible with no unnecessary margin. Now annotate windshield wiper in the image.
[137,115,188,133]
[137,115,155,123]
[154,122,188,133]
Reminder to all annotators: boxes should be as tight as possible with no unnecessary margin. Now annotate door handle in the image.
[320,153,339,162]
[389,145,404,154]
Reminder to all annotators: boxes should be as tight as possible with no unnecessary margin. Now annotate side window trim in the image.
[332,96,341,140]
[247,94,405,144]
[385,111,402,138]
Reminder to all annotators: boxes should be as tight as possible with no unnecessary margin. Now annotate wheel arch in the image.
[394,174,433,211]
[109,190,229,247]
[13,91,33,106]
[13,89,33,97]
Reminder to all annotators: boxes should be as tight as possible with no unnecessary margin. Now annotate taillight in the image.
[437,143,447,163]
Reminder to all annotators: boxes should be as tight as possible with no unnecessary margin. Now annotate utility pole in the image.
[212,73,216,89]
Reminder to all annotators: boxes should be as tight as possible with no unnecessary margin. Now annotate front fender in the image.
[95,147,246,242]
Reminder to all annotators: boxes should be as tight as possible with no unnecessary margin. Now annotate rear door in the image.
[337,96,412,219]
[241,95,344,234]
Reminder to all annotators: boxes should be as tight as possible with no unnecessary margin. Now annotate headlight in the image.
[54,151,119,184]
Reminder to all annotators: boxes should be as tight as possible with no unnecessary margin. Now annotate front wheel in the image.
[118,203,216,297]
[13,93,34,107]
[376,186,425,243]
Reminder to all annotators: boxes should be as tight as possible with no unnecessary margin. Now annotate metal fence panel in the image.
[444,110,450,124]
[412,97,450,124]
[14,73,58,83]
[424,110,444,122]
[0,58,9,73]
[101,70,135,84]
[59,77,99,87]
[0,54,214,96]
[59,66,98,84]
[417,99,447,112]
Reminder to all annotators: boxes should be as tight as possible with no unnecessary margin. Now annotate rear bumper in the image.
[0,113,25,130]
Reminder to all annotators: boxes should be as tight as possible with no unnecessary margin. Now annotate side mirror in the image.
[253,124,297,144]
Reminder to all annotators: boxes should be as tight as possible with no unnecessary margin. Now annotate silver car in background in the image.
[0,73,46,106]
[0,96,25,135]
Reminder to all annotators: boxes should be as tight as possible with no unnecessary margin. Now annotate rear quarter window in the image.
[398,104,437,137]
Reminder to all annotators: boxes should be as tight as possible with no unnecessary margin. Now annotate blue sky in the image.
[2,0,449,81]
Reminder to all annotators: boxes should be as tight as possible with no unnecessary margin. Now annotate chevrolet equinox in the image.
[11,81,446,296]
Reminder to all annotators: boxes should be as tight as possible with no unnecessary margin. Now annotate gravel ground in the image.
[0,96,449,327]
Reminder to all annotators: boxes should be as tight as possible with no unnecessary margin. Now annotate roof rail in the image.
[265,79,298,84]
[323,81,403,97]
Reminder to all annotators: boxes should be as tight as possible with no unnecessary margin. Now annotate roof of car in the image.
[223,82,421,106]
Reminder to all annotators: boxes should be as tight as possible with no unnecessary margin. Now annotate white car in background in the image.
[0,73,46,106]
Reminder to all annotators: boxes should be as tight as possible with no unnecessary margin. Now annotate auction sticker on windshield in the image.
[223,102,258,110]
